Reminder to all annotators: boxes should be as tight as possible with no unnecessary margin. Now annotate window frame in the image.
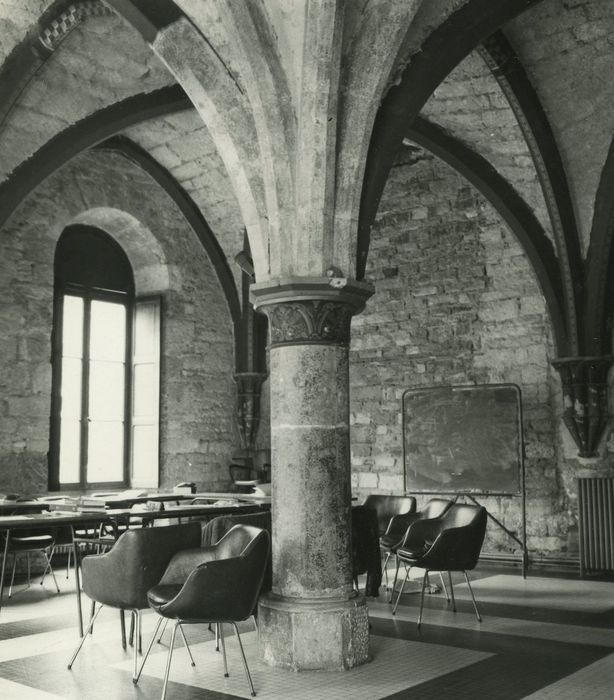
[49,282,133,491]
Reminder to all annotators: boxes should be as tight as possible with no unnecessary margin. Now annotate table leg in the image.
[0,529,10,612]
[71,526,83,637]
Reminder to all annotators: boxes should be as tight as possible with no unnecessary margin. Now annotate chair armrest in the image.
[400,517,443,550]
[158,546,218,585]
[384,512,419,538]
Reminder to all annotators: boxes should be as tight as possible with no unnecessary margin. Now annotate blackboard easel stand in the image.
[455,491,529,578]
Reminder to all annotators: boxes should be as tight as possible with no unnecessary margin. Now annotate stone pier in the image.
[251,276,373,671]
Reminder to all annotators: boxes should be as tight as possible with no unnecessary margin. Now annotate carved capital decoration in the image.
[233,372,267,452]
[263,300,355,346]
[250,276,374,348]
[552,356,614,458]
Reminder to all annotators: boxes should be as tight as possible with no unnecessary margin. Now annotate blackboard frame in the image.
[402,383,524,496]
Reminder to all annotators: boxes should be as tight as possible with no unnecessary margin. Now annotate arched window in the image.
[49,225,160,490]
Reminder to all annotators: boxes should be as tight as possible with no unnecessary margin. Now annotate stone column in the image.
[251,276,373,671]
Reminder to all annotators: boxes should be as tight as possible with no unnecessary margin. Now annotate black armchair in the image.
[67,522,201,680]
[380,497,452,598]
[136,524,270,699]
[362,494,417,537]
[391,503,487,626]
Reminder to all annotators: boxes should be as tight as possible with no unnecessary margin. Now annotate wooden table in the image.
[0,510,129,635]
[99,492,194,509]
[0,501,51,515]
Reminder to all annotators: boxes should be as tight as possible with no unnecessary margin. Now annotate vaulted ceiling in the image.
[2,0,614,358]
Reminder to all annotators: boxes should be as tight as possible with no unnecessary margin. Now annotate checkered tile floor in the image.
[0,564,613,699]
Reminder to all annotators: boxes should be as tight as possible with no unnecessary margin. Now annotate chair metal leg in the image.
[8,553,17,597]
[389,556,401,604]
[161,620,179,700]
[381,551,391,588]
[417,570,429,628]
[448,571,456,612]
[132,610,141,681]
[215,622,220,651]
[463,571,482,622]
[134,615,164,685]
[0,534,10,612]
[66,547,71,579]
[178,624,195,666]
[157,617,169,643]
[41,550,60,593]
[129,611,135,647]
[392,564,411,615]
[68,603,104,669]
[120,609,127,650]
[439,572,450,602]
[219,623,229,677]
[232,622,256,697]
[40,544,54,583]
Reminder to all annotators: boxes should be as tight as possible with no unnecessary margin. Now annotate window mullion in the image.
[80,296,91,490]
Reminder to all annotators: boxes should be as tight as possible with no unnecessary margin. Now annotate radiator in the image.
[578,477,614,574]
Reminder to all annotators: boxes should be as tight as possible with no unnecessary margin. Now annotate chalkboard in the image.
[403,384,523,495]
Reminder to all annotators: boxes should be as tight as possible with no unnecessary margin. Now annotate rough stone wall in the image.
[0,149,237,494]
[350,146,577,559]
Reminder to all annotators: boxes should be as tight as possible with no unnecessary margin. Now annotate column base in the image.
[258,593,370,671]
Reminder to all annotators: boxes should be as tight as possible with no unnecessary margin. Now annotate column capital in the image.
[250,276,374,348]
[551,355,614,457]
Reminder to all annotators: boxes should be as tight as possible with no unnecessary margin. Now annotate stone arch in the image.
[1,147,239,495]
[68,206,171,295]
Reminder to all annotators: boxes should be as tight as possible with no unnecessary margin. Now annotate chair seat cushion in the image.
[397,542,431,561]
[148,584,182,610]
[9,535,54,551]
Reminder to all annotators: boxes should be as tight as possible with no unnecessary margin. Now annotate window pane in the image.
[87,421,124,482]
[59,418,81,484]
[62,295,83,358]
[61,358,82,417]
[89,360,125,419]
[90,300,126,360]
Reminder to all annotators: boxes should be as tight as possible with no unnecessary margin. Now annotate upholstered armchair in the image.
[392,503,488,626]
[380,497,452,599]
[135,524,270,699]
[67,521,201,680]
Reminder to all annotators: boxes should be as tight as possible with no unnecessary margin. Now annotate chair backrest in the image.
[201,511,273,591]
[424,503,487,571]
[440,503,485,530]
[214,523,266,560]
[82,521,202,609]
[363,494,417,535]
[421,498,453,520]
[201,511,272,546]
[229,463,253,482]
